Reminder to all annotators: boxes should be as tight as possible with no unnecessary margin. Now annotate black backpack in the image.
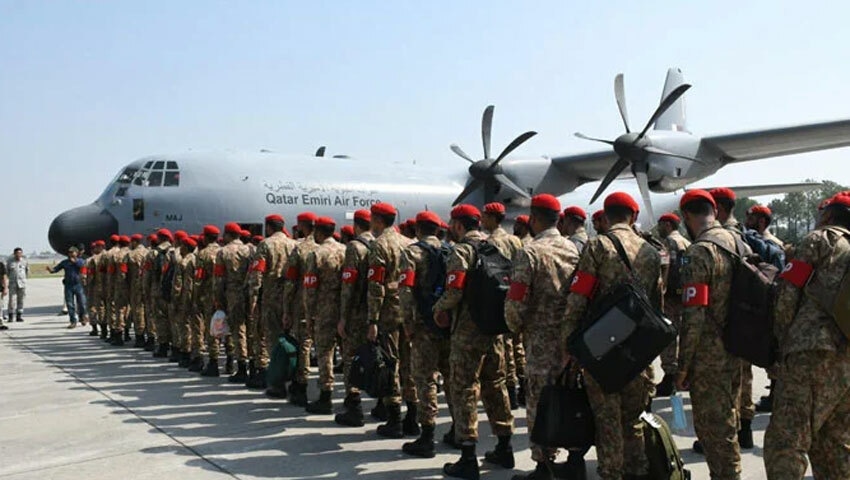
[463,239,513,335]
[349,337,397,398]
[412,241,452,337]
[154,248,175,301]
[700,236,779,368]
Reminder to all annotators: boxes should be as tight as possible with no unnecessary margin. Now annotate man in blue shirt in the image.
[46,247,89,329]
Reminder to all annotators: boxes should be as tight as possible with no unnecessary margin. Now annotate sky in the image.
[2,1,849,253]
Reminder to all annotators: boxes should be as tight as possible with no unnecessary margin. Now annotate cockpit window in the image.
[167,161,178,170]
[147,171,163,187]
[144,161,153,168]
[153,161,165,169]
[164,171,180,187]
[127,159,180,188]
[116,168,138,184]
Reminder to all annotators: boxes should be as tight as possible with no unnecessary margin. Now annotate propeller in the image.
[575,73,696,219]
[450,105,537,206]
[315,146,326,157]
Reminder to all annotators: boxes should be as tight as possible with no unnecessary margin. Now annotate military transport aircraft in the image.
[48,68,850,253]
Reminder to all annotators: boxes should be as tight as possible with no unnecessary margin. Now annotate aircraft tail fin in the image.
[655,67,688,132]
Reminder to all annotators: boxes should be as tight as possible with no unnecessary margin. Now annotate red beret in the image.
[354,209,371,222]
[371,202,396,217]
[315,216,336,227]
[156,228,173,240]
[240,229,251,237]
[592,209,605,221]
[439,221,449,230]
[747,205,772,218]
[483,202,506,215]
[90,241,97,248]
[183,237,197,248]
[95,240,106,247]
[604,192,640,213]
[659,213,681,224]
[175,230,188,240]
[563,206,587,221]
[297,212,318,223]
[709,187,737,202]
[109,234,120,243]
[130,234,143,241]
[119,235,131,244]
[416,211,442,226]
[147,234,158,243]
[224,222,242,235]
[830,192,850,208]
[679,189,717,210]
[819,197,833,210]
[265,214,284,223]
[451,204,481,220]
[531,194,561,212]
[333,233,341,241]
[515,214,530,226]
[340,225,355,236]
[203,225,220,236]
[252,235,264,243]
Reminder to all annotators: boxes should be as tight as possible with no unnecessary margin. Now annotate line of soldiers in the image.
[77,187,850,480]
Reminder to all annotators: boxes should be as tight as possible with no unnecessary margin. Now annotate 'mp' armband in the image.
[399,269,415,288]
[368,266,386,283]
[682,283,710,307]
[341,267,359,284]
[446,271,466,289]
[570,271,597,298]
[779,259,814,288]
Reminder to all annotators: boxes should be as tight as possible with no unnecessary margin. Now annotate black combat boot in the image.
[511,462,554,480]
[168,347,181,363]
[228,361,248,383]
[738,419,754,449]
[289,382,308,407]
[99,326,109,340]
[153,343,170,358]
[187,356,205,372]
[443,423,461,449]
[265,383,288,399]
[692,440,704,455]
[334,394,364,427]
[306,390,333,415]
[123,329,131,342]
[402,424,435,458]
[246,367,267,389]
[133,335,146,348]
[15,312,22,322]
[402,401,420,436]
[756,392,773,413]
[508,385,519,410]
[371,401,388,421]
[89,323,99,337]
[178,352,191,368]
[484,435,515,469]
[553,451,587,480]
[655,373,675,397]
[200,360,220,377]
[144,336,156,351]
[110,330,125,346]
[517,380,526,407]
[225,355,235,375]
[443,443,480,480]
[376,404,404,439]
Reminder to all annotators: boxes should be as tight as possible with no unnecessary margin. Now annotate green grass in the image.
[27,263,59,279]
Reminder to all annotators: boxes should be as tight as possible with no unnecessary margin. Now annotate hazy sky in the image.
[2,1,849,253]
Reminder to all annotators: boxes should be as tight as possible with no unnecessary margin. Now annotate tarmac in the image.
[0,278,807,479]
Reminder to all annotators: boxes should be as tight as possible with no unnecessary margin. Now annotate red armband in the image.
[507,282,528,301]
[368,266,386,283]
[446,270,466,289]
[303,273,318,289]
[779,259,814,288]
[251,259,267,273]
[142,261,152,271]
[107,264,116,275]
[161,264,170,275]
[570,271,597,298]
[285,266,299,281]
[682,283,710,307]
[399,269,415,288]
[119,263,128,274]
[341,267,358,284]
[194,267,206,280]
[213,264,226,277]
[80,267,89,276]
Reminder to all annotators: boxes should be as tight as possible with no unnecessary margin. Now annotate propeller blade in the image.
[590,157,630,204]
[643,146,706,164]
[634,168,656,223]
[452,178,484,206]
[574,132,615,145]
[637,83,692,140]
[482,105,494,160]
[493,173,531,199]
[315,146,326,157]
[614,73,630,133]
[493,131,538,165]
[450,144,475,163]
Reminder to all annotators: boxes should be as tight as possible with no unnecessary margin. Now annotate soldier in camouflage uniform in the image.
[164,232,186,361]
[110,236,132,346]
[506,194,583,480]
[764,192,850,480]
[101,234,120,341]
[513,215,532,247]
[125,234,148,348]
[674,190,742,480]
[510,215,531,408]
[150,229,176,358]
[399,211,453,458]
[246,215,297,392]
[84,240,105,337]
[655,213,691,397]
[591,209,609,235]
[303,217,347,414]
[436,204,515,480]
[562,206,589,252]
[172,237,197,367]
[215,223,252,382]
[282,212,319,406]
[564,192,661,480]
[196,226,224,375]
[334,209,374,426]
[142,234,159,351]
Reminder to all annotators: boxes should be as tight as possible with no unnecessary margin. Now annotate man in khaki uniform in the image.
[125,234,149,348]
[196,226,224,375]
[215,223,252,382]
[591,209,609,235]
[83,240,105,337]
[655,213,691,397]
[173,237,197,367]
[564,192,661,480]
[562,206,589,253]
[111,236,132,346]
[101,234,121,341]
[151,229,176,358]
[142,234,160,351]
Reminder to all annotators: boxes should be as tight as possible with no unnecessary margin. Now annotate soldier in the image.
[197,225,225,376]
[506,194,583,480]
[673,190,742,480]
[399,211,453,458]
[764,192,850,480]
[142,234,160,351]
[340,224,355,244]
[251,234,264,247]
[562,206,589,252]
[282,212,320,406]
[513,215,532,246]
[164,231,187,361]
[246,215,298,392]
[436,204,515,480]
[84,240,105,337]
[173,236,197,367]
[335,209,375,426]
[655,213,691,397]
[564,192,661,480]
[100,235,120,340]
[6,247,28,323]
[745,204,783,246]
[149,229,176,357]
[302,216,347,414]
[111,236,132,345]
[591,209,609,235]
[214,223,252,382]
[125,234,149,348]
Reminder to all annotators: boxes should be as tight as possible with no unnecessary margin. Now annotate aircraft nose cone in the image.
[48,204,119,253]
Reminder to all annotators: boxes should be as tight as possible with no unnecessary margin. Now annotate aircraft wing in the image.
[549,150,621,184]
[693,182,822,198]
[701,119,850,163]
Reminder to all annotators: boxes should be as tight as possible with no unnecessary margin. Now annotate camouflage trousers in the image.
[410,324,452,427]
[585,368,654,480]
[89,290,104,326]
[152,294,171,345]
[661,297,683,375]
[225,290,248,361]
[738,361,755,422]
[312,317,338,392]
[294,316,313,385]
[112,289,128,331]
[690,338,742,480]
[102,290,113,327]
[524,326,565,462]
[256,292,282,369]
[342,314,368,396]
[189,309,206,358]
[206,328,234,362]
[247,303,264,365]
[449,318,514,442]
[170,304,190,352]
[398,332,418,404]
[145,288,157,338]
[127,287,146,336]
[764,349,850,480]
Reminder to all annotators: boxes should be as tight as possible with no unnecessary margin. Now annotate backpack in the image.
[156,249,176,301]
[641,412,690,480]
[266,334,298,388]
[412,241,452,337]
[743,230,786,270]
[665,239,687,299]
[464,240,513,335]
[349,337,397,398]
[700,236,779,368]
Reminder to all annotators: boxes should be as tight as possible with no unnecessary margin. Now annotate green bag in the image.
[266,334,298,388]
[641,412,690,480]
